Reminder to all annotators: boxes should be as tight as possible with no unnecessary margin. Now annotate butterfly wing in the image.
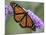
[14,6,26,22]
[19,16,26,27]
[14,14,24,22]
[19,14,36,31]
[10,2,26,22]
[27,15,36,31]
[15,7,25,14]
[27,15,32,27]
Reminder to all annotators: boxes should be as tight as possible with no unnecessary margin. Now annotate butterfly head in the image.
[10,1,20,8]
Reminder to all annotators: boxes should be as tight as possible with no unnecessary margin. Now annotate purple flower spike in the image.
[5,5,13,20]
[27,10,44,29]
[5,5,13,16]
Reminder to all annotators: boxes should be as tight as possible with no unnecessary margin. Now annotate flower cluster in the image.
[27,10,44,29]
[5,5,13,16]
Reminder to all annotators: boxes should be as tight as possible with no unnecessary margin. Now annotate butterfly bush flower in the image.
[5,4,13,20]
[5,5,13,16]
[27,10,44,29]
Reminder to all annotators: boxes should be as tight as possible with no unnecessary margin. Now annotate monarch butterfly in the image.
[10,1,36,31]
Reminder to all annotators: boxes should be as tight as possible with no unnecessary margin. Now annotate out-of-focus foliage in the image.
[34,3,44,21]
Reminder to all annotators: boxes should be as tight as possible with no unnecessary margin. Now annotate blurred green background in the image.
[5,0,44,35]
